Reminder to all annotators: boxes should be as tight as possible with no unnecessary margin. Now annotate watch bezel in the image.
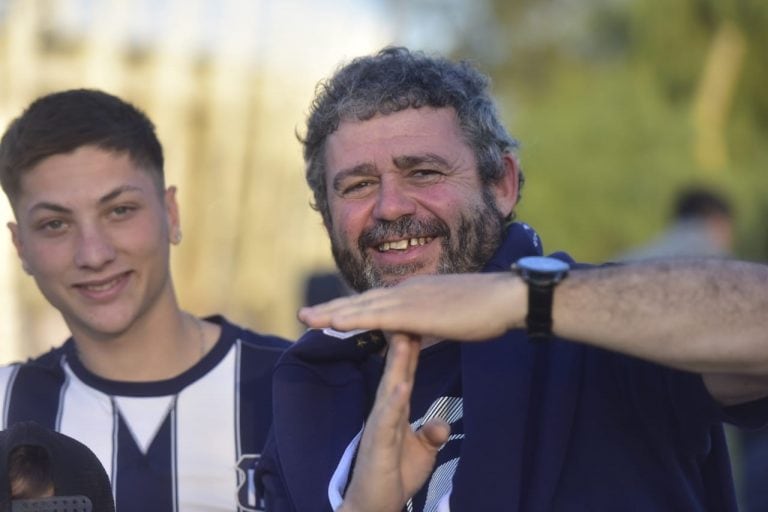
[514,256,570,284]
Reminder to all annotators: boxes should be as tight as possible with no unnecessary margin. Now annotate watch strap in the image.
[526,281,554,340]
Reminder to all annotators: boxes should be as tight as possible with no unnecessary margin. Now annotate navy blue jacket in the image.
[257,223,768,511]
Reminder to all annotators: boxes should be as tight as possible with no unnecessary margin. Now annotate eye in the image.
[345,181,371,193]
[340,179,377,198]
[43,219,65,230]
[410,169,443,182]
[110,204,138,218]
[35,218,69,234]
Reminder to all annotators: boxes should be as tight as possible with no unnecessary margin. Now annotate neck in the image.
[67,295,216,382]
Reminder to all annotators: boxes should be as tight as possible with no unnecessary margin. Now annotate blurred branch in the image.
[692,20,746,173]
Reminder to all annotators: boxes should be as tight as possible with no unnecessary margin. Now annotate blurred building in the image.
[0,0,394,362]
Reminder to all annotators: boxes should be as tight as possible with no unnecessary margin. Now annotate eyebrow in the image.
[332,153,453,191]
[27,185,144,216]
[392,153,452,170]
[332,162,377,191]
[99,185,143,204]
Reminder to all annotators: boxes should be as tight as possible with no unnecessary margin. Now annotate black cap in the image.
[0,422,114,511]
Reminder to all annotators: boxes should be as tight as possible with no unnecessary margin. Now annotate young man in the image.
[257,47,768,511]
[0,89,289,511]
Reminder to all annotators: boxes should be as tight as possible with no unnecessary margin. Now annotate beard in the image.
[330,188,507,292]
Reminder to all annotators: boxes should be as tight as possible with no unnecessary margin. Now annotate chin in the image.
[380,267,439,288]
[69,312,137,340]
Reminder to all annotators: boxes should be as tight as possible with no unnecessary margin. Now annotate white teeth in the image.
[378,237,433,252]
[82,277,120,292]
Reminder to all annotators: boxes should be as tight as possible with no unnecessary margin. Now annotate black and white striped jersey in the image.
[0,315,288,512]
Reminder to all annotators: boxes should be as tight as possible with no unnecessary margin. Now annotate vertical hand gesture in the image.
[339,334,450,512]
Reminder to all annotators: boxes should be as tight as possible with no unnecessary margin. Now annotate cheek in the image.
[130,229,169,262]
[329,202,367,237]
[24,240,71,276]
[436,189,487,217]
[122,213,168,251]
[329,219,355,249]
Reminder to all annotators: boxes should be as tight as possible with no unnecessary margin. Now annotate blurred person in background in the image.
[618,185,734,261]
[613,186,768,512]
[257,47,768,511]
[0,89,289,511]
[616,185,759,509]
[1,421,114,511]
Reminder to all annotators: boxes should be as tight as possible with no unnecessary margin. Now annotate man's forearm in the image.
[553,259,768,374]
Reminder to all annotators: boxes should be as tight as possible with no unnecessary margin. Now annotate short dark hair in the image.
[0,89,164,207]
[302,46,522,227]
[673,186,732,221]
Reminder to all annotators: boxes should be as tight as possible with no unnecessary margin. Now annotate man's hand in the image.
[339,334,450,512]
[299,273,525,342]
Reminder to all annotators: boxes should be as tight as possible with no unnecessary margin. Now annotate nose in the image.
[372,179,417,221]
[74,223,117,270]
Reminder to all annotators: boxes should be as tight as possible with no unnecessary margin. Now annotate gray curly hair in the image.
[301,46,523,227]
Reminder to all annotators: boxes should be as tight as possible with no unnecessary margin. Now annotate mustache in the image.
[358,216,450,249]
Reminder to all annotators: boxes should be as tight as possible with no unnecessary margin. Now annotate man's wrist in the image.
[511,256,570,340]
[500,272,528,331]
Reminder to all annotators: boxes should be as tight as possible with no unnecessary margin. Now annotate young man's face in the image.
[8,145,179,341]
[323,107,518,292]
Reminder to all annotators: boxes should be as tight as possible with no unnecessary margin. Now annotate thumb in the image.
[418,418,451,451]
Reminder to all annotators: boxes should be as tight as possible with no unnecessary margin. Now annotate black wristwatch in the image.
[512,256,570,340]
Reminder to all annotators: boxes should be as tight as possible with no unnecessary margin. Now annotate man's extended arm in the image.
[299,259,768,406]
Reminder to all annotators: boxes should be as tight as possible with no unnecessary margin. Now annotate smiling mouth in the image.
[74,272,130,292]
[377,237,434,252]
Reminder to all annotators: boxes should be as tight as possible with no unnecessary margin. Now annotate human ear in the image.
[7,222,32,274]
[164,186,182,245]
[490,153,520,218]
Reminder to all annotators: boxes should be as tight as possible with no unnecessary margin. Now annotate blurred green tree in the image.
[388,0,768,261]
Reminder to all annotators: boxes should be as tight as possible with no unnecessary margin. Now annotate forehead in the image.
[15,146,157,211]
[325,107,469,172]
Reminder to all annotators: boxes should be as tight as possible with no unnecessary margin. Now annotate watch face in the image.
[516,256,570,274]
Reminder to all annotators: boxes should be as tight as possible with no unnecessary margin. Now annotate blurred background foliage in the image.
[0,0,766,360]
[434,0,768,262]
